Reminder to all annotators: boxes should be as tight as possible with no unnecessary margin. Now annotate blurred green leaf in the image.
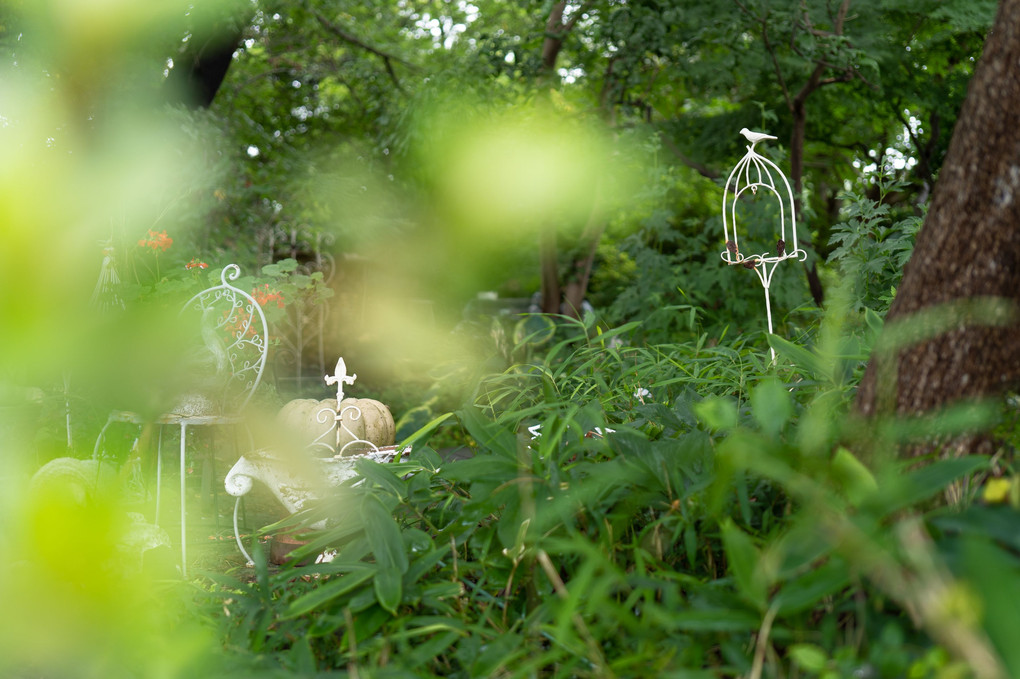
[670,607,763,632]
[695,396,738,432]
[931,505,1020,553]
[776,558,851,616]
[789,643,829,672]
[831,446,878,507]
[750,377,793,436]
[720,518,766,610]
[962,537,1020,676]
[877,456,989,515]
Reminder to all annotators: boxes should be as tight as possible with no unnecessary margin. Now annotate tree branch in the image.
[657,133,720,180]
[734,0,793,109]
[312,9,416,90]
[542,0,595,71]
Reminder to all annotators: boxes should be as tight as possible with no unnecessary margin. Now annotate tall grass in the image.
[191,309,1018,678]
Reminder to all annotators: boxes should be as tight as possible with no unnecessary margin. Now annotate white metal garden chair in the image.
[93,263,268,576]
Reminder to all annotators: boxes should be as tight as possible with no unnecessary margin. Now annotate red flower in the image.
[185,258,209,270]
[138,229,173,252]
[219,284,285,341]
[252,283,285,309]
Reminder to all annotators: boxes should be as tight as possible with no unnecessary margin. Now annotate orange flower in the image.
[185,258,209,270]
[138,229,173,252]
[252,283,285,309]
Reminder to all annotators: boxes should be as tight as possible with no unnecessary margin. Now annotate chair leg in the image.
[92,417,115,460]
[239,425,254,533]
[210,448,219,528]
[155,426,164,526]
[233,497,254,565]
[180,422,188,578]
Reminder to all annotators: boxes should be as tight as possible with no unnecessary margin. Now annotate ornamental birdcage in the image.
[720,128,807,361]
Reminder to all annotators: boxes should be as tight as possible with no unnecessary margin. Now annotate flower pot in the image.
[269,532,311,566]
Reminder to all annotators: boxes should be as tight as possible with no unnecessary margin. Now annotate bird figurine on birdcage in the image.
[720,128,807,361]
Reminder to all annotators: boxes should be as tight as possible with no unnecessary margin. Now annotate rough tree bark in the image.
[854,0,1020,445]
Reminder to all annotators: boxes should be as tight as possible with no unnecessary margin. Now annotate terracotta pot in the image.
[269,532,311,566]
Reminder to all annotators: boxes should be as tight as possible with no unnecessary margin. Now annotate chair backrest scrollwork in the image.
[179,264,269,413]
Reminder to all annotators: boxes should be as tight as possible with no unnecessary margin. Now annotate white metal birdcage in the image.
[720,128,807,361]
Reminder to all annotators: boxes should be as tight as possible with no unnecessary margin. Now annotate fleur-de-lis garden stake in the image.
[721,129,807,362]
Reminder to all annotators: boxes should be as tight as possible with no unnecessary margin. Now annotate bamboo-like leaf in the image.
[398,411,454,451]
[354,457,407,499]
[285,567,375,618]
[373,565,403,615]
[361,493,409,574]
[767,333,830,380]
[458,406,517,459]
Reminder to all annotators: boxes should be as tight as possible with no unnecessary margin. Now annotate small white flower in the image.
[315,549,337,564]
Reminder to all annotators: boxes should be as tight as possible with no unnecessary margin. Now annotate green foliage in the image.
[827,178,922,314]
[190,308,1019,677]
[1,1,1011,677]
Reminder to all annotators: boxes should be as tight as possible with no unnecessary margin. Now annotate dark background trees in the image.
[1,0,1007,419]
[145,0,994,325]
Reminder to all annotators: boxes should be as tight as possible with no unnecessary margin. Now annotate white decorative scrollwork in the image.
[308,403,341,455]
[336,402,381,457]
[179,264,269,411]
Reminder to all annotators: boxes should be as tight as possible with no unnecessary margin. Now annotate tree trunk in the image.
[541,1,568,72]
[789,98,826,307]
[164,4,250,109]
[540,229,562,314]
[563,204,605,318]
[539,0,568,314]
[854,0,1020,443]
